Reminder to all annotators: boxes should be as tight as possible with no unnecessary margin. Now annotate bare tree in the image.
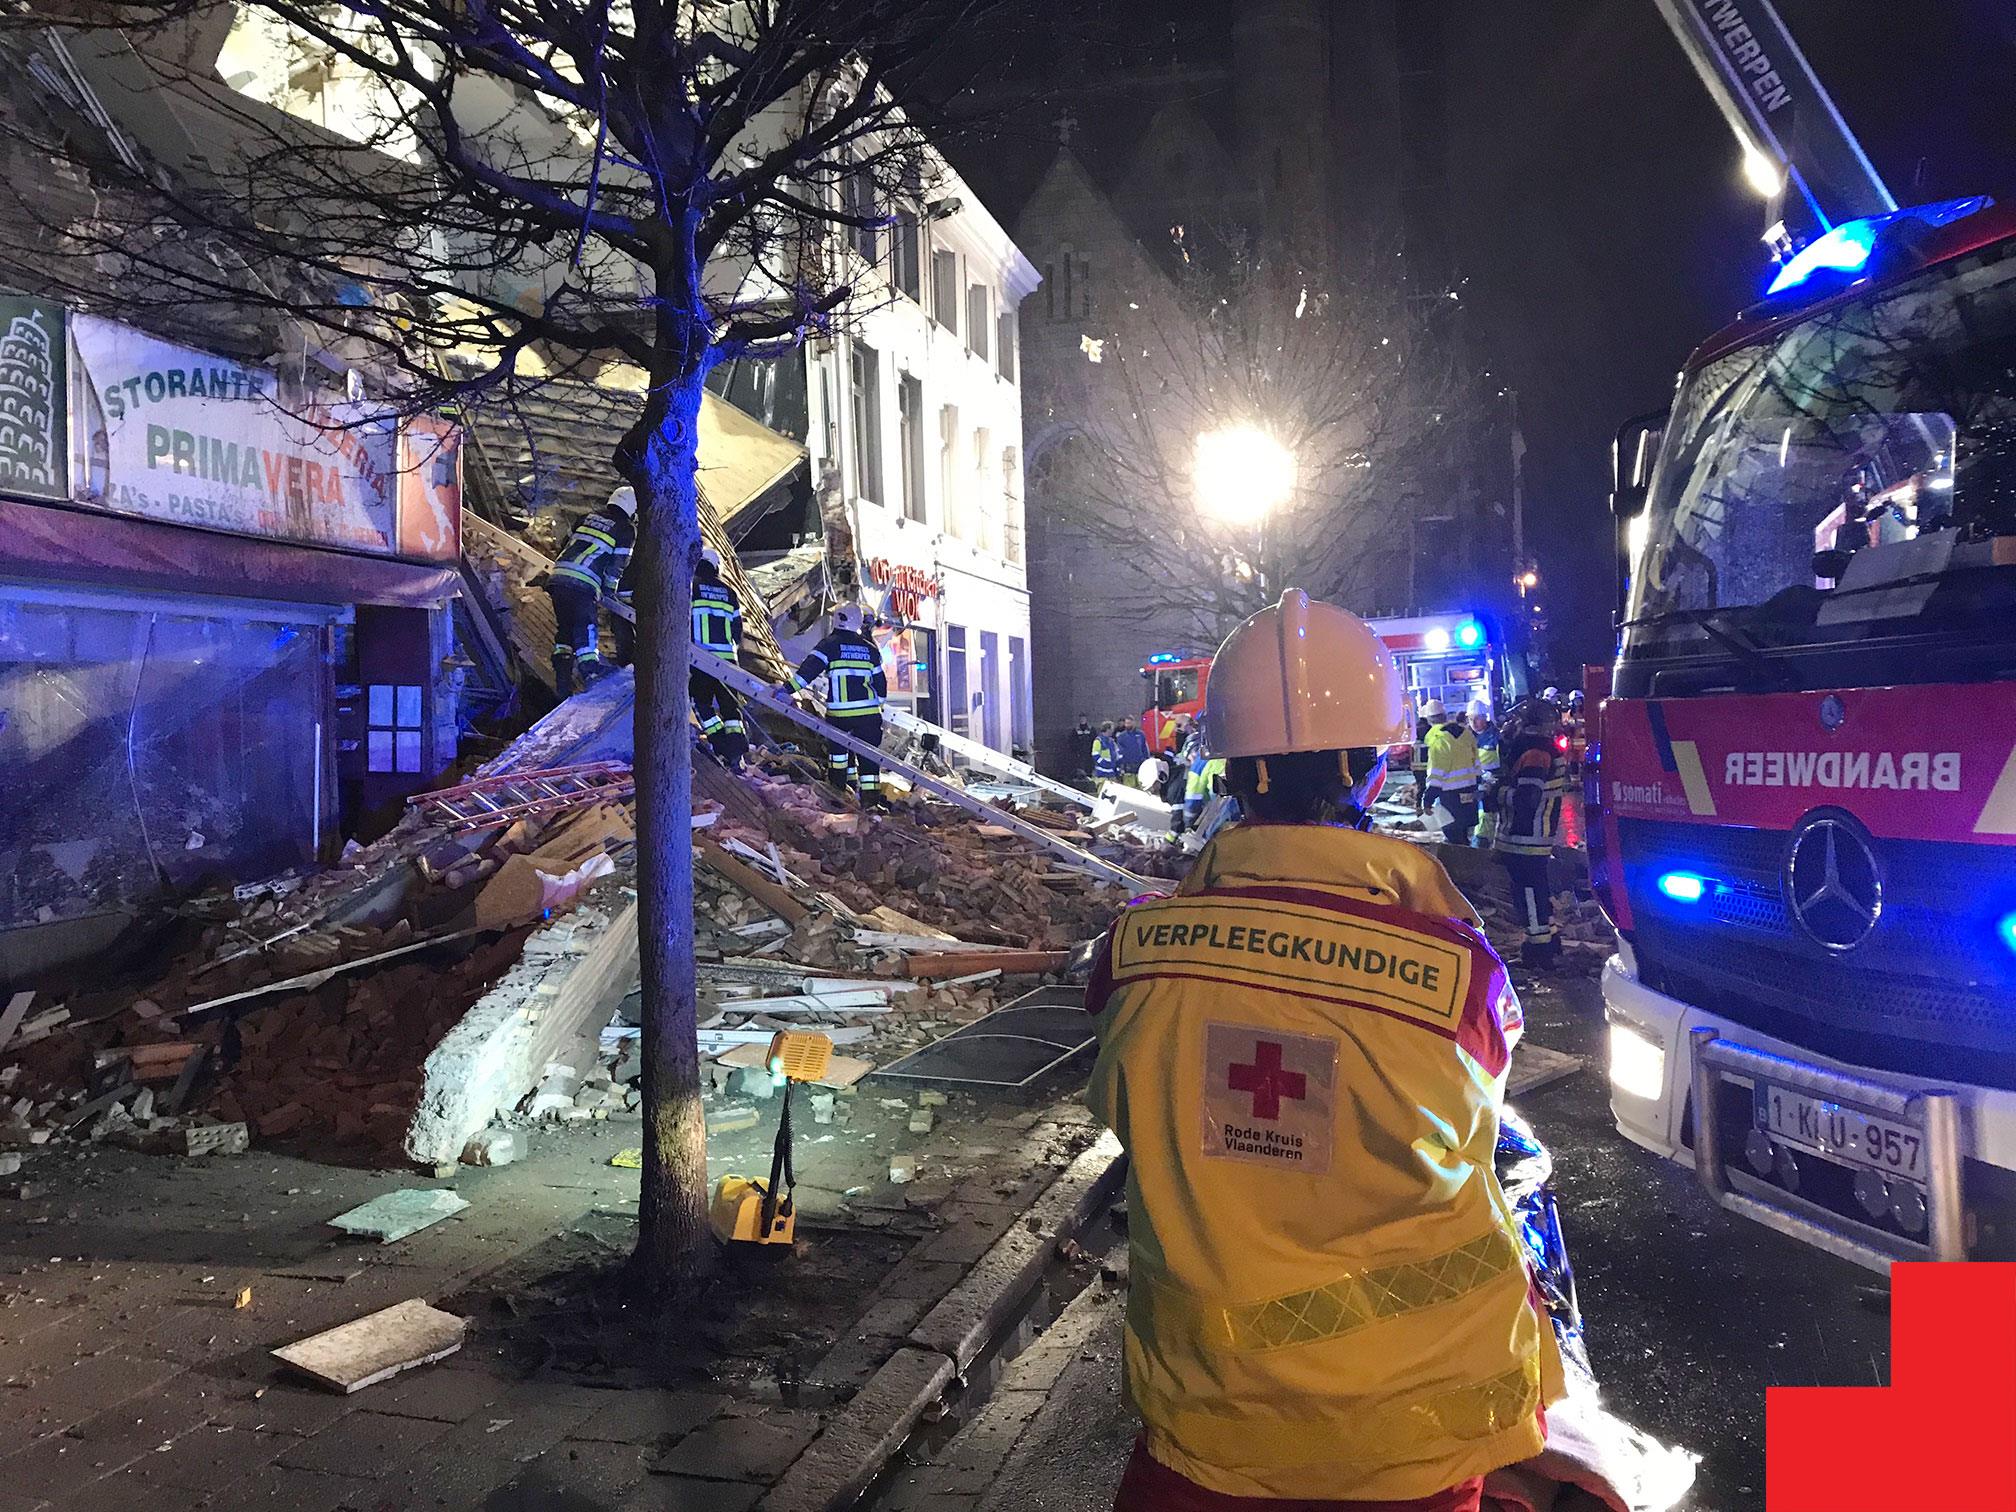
[1031,227,1485,642]
[0,0,1025,1293]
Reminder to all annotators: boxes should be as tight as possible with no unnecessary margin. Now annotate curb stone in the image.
[758,1130,1127,1512]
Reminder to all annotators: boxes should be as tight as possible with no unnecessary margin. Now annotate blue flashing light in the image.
[1147,652,1180,665]
[1764,196,1994,298]
[1656,871,1709,904]
[1999,911,2016,955]
[1454,619,1483,649]
[1765,220,1877,296]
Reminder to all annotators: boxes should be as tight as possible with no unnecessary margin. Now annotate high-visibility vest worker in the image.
[690,547,747,770]
[1492,698,1571,967]
[1093,723,1123,782]
[546,486,636,696]
[1086,590,1563,1511]
[788,604,889,803]
[1424,715,1482,793]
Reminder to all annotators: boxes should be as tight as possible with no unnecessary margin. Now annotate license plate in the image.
[1754,1081,1925,1182]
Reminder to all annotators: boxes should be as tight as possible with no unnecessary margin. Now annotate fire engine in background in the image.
[1141,612,1515,756]
[1594,193,2016,1270]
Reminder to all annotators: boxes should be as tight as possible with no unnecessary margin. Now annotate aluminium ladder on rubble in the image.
[408,760,636,832]
[691,638,1155,893]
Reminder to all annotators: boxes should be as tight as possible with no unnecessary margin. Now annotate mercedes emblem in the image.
[1782,813,1883,952]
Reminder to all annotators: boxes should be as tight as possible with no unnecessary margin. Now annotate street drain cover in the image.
[873,986,1093,1087]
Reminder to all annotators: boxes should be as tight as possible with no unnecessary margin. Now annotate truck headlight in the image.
[1608,1022,1666,1101]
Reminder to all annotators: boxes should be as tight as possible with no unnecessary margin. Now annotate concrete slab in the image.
[649,1411,821,1485]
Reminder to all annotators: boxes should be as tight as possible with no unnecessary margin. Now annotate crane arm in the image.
[1651,0,1896,228]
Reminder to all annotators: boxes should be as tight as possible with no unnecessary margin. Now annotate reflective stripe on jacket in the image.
[1094,737,1122,778]
[1424,722,1482,791]
[552,508,633,597]
[1085,824,1561,1501]
[792,628,887,714]
[1492,739,1568,857]
[692,578,742,660]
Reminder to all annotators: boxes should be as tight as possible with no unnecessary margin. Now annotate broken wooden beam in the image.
[696,837,812,925]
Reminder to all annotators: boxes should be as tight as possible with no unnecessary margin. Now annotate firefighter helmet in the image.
[606,485,638,519]
[1421,698,1448,720]
[700,544,722,569]
[1467,698,1492,724]
[832,603,864,632]
[1203,590,1408,758]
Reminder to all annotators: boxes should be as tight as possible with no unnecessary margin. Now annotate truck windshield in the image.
[1154,667,1201,709]
[1624,246,2016,661]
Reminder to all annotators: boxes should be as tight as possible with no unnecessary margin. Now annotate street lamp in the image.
[1194,425,1296,527]
[1195,425,1296,600]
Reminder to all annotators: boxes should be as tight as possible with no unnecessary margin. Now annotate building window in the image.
[705,353,811,441]
[893,208,921,299]
[1001,445,1022,565]
[844,161,879,265]
[965,285,990,360]
[849,341,883,504]
[1046,254,1088,322]
[938,403,960,537]
[971,425,993,552]
[932,249,960,333]
[995,311,1017,383]
[898,374,926,523]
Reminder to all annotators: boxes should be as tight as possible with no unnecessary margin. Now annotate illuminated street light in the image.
[1743,149,1786,199]
[1194,425,1297,527]
[1518,570,1539,590]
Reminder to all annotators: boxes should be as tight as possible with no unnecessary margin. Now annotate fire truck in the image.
[1140,611,1510,755]
[1594,1,2016,1272]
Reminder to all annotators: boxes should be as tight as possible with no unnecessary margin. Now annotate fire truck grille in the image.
[1619,819,2016,1087]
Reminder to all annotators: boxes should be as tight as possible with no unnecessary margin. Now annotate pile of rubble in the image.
[2,711,1164,1173]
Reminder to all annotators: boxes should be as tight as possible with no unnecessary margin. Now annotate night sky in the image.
[950,1,2016,669]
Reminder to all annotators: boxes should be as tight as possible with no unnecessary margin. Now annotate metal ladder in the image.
[408,760,635,832]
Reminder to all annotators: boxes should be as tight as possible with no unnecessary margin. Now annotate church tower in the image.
[1232,0,1333,253]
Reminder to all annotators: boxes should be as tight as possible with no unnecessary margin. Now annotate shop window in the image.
[979,629,1003,750]
[945,624,969,738]
[1009,634,1032,754]
[0,592,325,929]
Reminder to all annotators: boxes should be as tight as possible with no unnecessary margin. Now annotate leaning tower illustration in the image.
[0,306,58,486]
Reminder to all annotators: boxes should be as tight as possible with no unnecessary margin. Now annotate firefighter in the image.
[1493,697,1570,967]
[786,604,889,805]
[1086,590,1561,1511]
[1422,699,1483,846]
[1093,722,1122,783]
[690,546,747,771]
[547,485,637,696]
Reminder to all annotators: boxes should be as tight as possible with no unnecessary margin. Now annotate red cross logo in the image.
[1226,1040,1307,1121]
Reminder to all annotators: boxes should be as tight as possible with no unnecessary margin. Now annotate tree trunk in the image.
[625,338,713,1295]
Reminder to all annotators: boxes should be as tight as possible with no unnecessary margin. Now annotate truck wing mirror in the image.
[1611,410,1666,521]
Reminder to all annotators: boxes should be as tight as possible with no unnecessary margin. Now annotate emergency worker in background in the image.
[1468,698,1500,845]
[690,546,747,770]
[1074,716,1098,778]
[1492,698,1570,967]
[786,604,889,805]
[1422,699,1483,845]
[1094,722,1123,783]
[1086,591,1561,1512]
[1117,720,1151,786]
[546,485,636,695]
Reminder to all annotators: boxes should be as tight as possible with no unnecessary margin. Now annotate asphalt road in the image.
[901,968,1893,1512]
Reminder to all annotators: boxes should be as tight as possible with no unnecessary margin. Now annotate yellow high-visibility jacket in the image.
[1086,822,1563,1501]
[1424,721,1483,791]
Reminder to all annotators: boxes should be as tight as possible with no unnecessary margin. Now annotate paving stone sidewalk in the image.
[0,1088,1111,1511]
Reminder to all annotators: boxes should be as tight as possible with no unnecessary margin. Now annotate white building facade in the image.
[797,185,1041,755]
